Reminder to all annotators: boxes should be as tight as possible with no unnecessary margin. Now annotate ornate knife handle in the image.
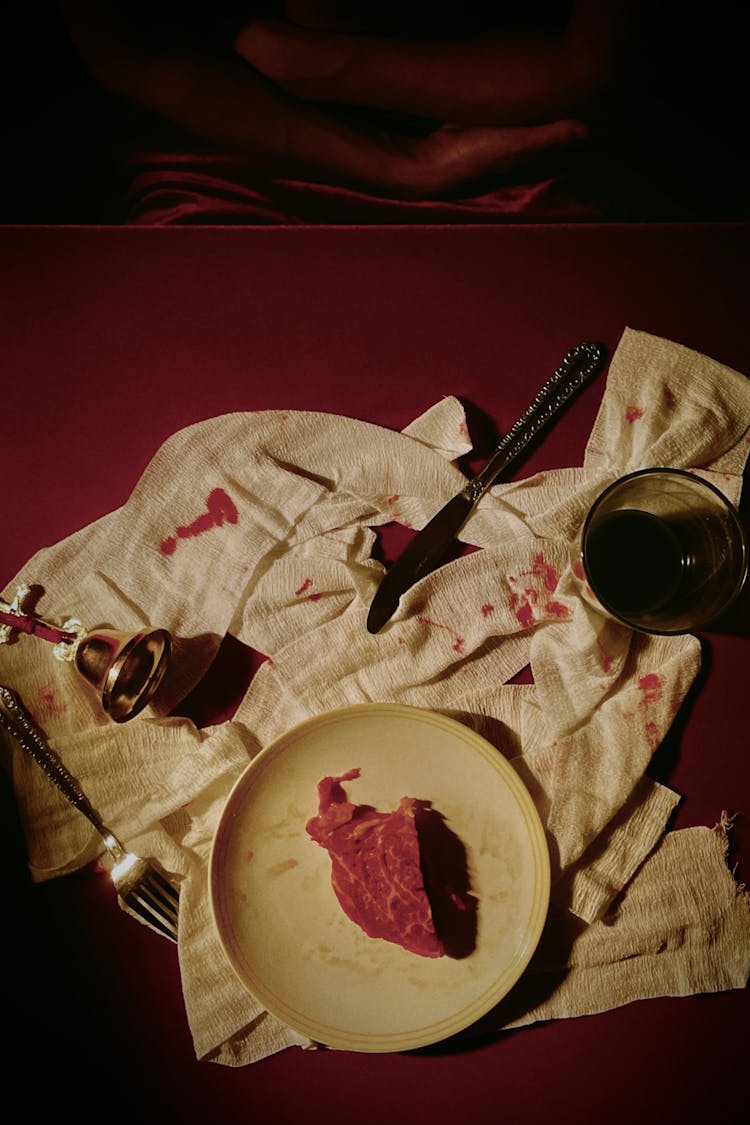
[467,341,606,500]
[0,684,107,836]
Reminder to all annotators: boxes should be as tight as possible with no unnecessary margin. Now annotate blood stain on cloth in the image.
[517,552,560,593]
[481,603,495,617]
[160,487,238,556]
[533,554,560,592]
[295,578,323,600]
[384,493,412,525]
[507,557,568,626]
[645,720,661,750]
[638,672,663,704]
[597,638,614,673]
[35,683,67,720]
[625,405,645,423]
[416,615,465,654]
[509,591,536,628]
[572,561,594,597]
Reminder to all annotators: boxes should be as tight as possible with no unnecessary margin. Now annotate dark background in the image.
[2,0,749,225]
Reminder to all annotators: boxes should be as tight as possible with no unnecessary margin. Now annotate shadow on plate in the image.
[416,803,478,960]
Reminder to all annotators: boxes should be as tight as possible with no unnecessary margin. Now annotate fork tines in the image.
[0,683,179,943]
[112,854,179,942]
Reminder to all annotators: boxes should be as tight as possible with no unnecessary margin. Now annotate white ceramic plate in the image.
[210,703,549,1052]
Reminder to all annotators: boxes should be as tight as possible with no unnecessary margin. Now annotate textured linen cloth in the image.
[1,328,748,1065]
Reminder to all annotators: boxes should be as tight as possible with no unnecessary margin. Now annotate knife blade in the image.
[366,341,606,633]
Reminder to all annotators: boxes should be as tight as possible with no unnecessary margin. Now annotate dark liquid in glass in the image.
[585,509,686,616]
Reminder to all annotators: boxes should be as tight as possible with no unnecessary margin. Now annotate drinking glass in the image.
[579,468,747,634]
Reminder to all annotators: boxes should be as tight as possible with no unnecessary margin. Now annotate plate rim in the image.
[209,702,550,1052]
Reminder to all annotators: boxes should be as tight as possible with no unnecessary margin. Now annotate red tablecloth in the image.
[1,223,747,1123]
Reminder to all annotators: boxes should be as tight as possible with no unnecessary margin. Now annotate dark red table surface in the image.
[1,224,748,1124]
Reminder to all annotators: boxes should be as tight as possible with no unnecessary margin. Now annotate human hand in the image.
[387,119,590,199]
[234,17,590,198]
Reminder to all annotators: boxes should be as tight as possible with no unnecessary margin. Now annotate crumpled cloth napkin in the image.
[1,328,749,1065]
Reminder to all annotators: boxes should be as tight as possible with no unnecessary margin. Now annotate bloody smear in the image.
[638,672,664,704]
[306,769,477,959]
[528,552,559,593]
[160,488,238,555]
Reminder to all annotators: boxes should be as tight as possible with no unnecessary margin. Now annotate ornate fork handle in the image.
[0,685,113,845]
[0,683,179,940]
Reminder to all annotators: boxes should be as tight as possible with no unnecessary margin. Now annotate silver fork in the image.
[0,684,178,942]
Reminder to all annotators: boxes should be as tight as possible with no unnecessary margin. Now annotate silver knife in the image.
[366,341,606,633]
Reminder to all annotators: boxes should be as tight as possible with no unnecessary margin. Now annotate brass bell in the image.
[0,585,172,722]
[72,627,172,722]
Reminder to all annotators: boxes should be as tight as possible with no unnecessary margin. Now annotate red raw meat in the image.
[307,769,470,958]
